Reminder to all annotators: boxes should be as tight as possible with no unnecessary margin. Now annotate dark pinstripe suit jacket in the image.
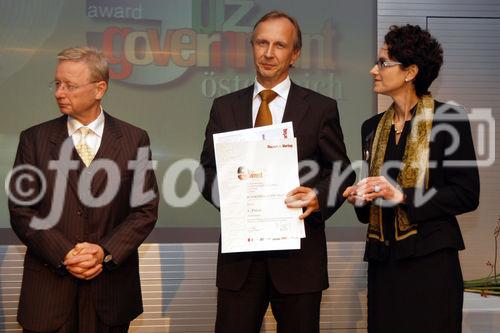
[198,82,355,294]
[8,112,159,331]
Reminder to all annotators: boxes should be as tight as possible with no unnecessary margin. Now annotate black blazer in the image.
[9,113,159,331]
[197,82,354,293]
[355,101,480,260]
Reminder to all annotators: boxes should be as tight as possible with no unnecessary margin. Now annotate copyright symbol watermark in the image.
[5,164,47,206]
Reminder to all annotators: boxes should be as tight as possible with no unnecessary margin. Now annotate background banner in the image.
[0,0,376,240]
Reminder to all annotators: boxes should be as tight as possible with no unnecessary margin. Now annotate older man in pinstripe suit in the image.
[8,47,159,333]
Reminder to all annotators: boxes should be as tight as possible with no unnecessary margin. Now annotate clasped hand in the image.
[64,242,105,280]
[342,176,405,206]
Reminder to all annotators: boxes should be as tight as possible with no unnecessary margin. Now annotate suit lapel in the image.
[232,85,254,130]
[47,113,122,201]
[49,115,71,161]
[90,112,122,195]
[48,115,83,196]
[282,82,310,130]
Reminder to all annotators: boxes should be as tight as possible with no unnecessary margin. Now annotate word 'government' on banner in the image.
[86,0,337,84]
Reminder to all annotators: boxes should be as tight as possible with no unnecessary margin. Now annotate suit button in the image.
[384,240,390,246]
[77,210,82,216]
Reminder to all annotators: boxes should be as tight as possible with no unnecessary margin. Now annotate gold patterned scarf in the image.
[368,95,434,241]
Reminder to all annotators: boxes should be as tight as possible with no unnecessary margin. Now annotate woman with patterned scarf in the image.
[343,25,479,333]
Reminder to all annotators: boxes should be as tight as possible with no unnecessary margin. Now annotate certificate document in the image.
[214,124,304,253]
[213,122,294,145]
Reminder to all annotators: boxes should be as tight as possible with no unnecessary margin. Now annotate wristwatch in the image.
[104,254,113,263]
[103,252,116,270]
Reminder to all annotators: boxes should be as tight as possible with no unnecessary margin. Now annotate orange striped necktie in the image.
[255,89,278,127]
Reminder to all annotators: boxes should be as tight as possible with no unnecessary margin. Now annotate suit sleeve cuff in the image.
[101,246,118,271]
[56,261,68,276]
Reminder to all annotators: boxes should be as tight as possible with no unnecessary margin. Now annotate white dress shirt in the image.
[252,76,291,126]
[67,107,105,156]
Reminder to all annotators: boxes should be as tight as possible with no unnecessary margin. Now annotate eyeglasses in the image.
[48,80,98,93]
[375,59,402,69]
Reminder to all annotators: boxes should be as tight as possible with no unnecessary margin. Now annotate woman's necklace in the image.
[392,120,403,134]
[393,100,418,135]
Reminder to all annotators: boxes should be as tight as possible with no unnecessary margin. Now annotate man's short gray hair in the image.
[57,47,109,84]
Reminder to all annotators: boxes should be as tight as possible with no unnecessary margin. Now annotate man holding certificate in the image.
[197,10,354,333]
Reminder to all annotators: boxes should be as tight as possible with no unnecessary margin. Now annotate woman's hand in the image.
[343,185,368,207]
[354,176,405,204]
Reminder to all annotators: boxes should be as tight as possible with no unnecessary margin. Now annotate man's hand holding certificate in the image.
[214,123,306,253]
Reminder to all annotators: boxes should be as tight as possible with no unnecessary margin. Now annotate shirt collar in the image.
[253,76,291,100]
[67,107,105,137]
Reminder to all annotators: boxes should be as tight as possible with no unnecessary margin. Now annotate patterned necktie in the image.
[75,127,95,167]
[255,89,278,127]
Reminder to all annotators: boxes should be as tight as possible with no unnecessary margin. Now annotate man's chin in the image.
[57,106,72,115]
[257,70,280,82]
[259,68,277,76]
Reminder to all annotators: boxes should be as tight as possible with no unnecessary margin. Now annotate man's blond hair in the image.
[57,47,109,84]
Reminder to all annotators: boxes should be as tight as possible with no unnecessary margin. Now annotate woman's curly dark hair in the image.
[384,24,443,97]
